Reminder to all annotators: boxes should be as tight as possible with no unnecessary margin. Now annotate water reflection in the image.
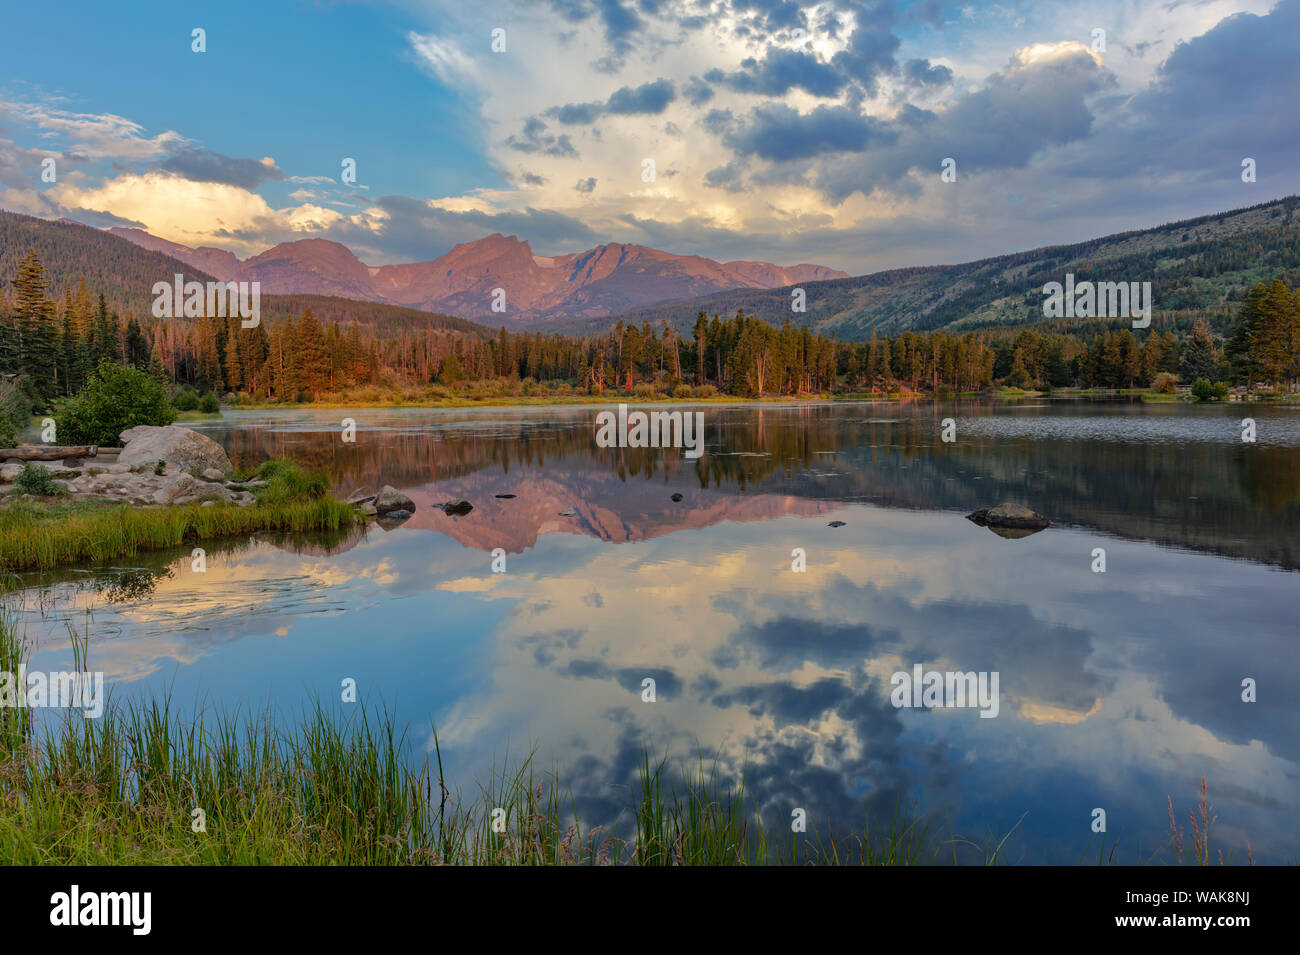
[5,400,1297,863]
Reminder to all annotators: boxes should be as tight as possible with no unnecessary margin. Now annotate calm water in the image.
[9,399,1300,863]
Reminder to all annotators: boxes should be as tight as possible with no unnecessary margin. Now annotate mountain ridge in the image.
[106,227,848,325]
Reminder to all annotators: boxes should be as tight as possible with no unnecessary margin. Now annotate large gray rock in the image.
[374,485,415,515]
[118,426,233,476]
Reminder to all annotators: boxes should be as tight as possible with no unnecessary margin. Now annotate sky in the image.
[1,0,1297,274]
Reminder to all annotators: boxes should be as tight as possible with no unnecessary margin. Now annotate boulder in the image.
[434,499,474,516]
[201,468,226,482]
[118,426,233,476]
[374,485,416,515]
[966,503,1050,530]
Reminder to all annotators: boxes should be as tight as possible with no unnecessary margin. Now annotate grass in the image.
[0,460,358,574]
[0,616,1257,866]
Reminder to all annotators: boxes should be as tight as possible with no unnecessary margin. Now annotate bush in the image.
[694,384,719,398]
[1152,372,1179,394]
[14,464,64,497]
[632,383,659,399]
[56,362,176,446]
[172,388,199,412]
[0,379,33,448]
[198,393,220,414]
[252,459,331,505]
[1191,378,1230,401]
[672,384,694,398]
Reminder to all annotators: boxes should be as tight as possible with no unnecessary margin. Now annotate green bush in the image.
[198,393,220,414]
[1191,378,1230,401]
[173,388,199,412]
[14,463,65,497]
[56,360,176,446]
[0,379,33,448]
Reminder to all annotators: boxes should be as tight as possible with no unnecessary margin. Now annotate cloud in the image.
[574,176,597,193]
[407,31,479,88]
[723,102,888,161]
[505,117,579,157]
[901,57,953,89]
[0,98,185,160]
[705,48,846,98]
[157,148,284,189]
[547,78,677,126]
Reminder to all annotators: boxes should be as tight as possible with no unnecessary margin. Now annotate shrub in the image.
[1191,378,1230,401]
[0,379,33,448]
[1152,372,1179,394]
[632,383,658,399]
[14,464,64,496]
[695,384,719,398]
[57,361,176,446]
[198,393,220,414]
[172,388,199,412]
[672,384,694,398]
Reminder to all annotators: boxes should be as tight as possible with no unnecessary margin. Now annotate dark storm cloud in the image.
[156,147,284,189]
[705,48,847,98]
[901,57,952,89]
[1064,0,1300,182]
[723,102,890,161]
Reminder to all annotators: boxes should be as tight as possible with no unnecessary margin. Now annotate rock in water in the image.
[828,520,846,528]
[117,426,233,476]
[435,499,473,516]
[374,485,416,515]
[966,502,1049,530]
[494,493,516,499]
[671,492,684,502]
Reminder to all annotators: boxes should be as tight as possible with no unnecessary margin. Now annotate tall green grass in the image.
[0,616,1251,866]
[0,461,357,573]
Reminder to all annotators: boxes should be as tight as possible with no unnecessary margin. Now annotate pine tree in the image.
[1179,320,1218,383]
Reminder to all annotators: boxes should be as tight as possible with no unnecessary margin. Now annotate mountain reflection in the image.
[197,400,1300,569]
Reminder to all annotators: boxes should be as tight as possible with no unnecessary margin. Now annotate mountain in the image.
[0,211,486,337]
[538,196,1300,339]
[105,228,848,325]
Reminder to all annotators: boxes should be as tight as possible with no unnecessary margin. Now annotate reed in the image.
[0,616,1253,866]
[0,461,358,573]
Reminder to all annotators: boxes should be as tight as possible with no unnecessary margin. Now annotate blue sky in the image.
[1,0,1297,272]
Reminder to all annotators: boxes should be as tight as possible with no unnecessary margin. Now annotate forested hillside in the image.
[547,197,1300,340]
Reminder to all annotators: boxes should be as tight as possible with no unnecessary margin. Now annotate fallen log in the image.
[0,445,98,462]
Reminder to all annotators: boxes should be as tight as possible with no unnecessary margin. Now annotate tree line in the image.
[3,248,1297,408]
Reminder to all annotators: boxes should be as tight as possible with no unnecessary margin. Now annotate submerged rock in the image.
[374,485,416,515]
[434,499,474,516]
[967,502,1050,533]
[494,493,516,499]
[670,492,684,502]
[828,520,846,528]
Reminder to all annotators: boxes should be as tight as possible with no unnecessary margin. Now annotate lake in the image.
[8,398,1299,863]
